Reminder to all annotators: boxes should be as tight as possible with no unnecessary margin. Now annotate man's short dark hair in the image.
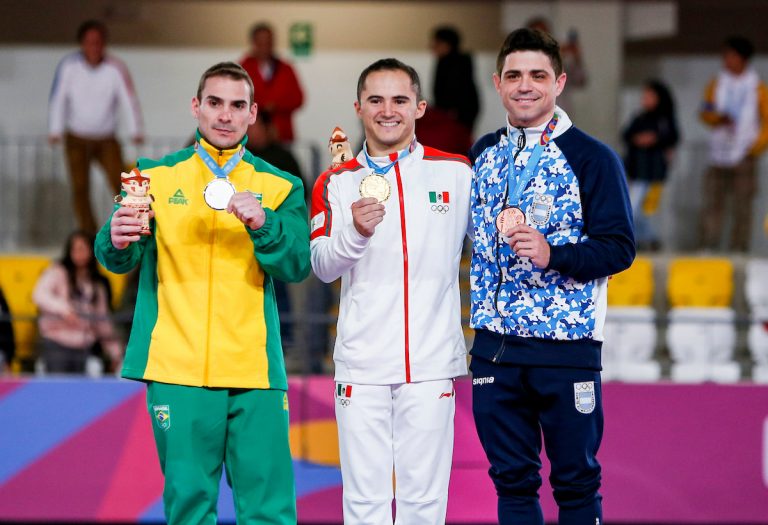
[197,62,255,105]
[496,28,563,77]
[724,36,755,61]
[77,20,107,43]
[433,26,461,52]
[249,22,273,40]
[356,58,423,102]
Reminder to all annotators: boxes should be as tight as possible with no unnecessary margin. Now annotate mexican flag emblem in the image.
[429,191,450,203]
[336,383,353,398]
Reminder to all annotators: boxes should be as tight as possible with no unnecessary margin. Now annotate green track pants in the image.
[146,382,296,525]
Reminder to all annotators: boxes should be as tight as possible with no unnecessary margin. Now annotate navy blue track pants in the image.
[470,355,603,525]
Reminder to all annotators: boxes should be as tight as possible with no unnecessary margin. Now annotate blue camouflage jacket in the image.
[469,110,635,369]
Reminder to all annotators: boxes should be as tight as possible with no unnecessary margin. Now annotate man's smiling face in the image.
[355,69,426,157]
[494,50,566,128]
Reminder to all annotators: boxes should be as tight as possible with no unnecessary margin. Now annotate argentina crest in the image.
[153,404,171,431]
[528,192,553,226]
[573,381,595,414]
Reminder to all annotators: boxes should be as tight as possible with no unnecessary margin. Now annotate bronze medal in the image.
[496,206,526,237]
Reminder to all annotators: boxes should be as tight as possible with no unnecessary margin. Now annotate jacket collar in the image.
[195,130,247,161]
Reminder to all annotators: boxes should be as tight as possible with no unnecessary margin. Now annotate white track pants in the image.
[334,379,456,525]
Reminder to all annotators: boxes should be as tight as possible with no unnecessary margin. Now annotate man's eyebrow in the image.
[365,94,411,101]
[205,95,248,105]
[503,69,549,76]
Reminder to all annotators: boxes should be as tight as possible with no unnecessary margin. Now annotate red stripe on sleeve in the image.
[310,170,334,240]
[310,161,363,241]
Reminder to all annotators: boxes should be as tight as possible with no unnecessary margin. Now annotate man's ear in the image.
[248,103,258,126]
[555,72,567,98]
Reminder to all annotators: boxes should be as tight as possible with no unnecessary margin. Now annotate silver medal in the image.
[203,178,236,210]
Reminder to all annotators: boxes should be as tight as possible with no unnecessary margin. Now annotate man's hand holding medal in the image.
[227,192,266,230]
[353,171,390,238]
[506,224,551,269]
[497,209,550,269]
[324,126,390,239]
[351,197,385,238]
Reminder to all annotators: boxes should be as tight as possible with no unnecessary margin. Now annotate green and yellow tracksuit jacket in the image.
[95,135,310,390]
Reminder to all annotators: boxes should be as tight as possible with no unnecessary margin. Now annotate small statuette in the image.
[116,168,154,235]
[328,126,354,169]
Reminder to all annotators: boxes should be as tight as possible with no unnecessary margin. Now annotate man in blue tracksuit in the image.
[468,28,635,525]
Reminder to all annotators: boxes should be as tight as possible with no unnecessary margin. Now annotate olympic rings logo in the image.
[338,398,351,407]
[431,204,449,214]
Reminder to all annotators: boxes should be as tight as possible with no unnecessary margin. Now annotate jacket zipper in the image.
[203,147,224,385]
[393,159,411,383]
[492,335,506,363]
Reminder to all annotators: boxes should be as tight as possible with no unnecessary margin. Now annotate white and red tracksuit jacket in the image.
[310,142,472,385]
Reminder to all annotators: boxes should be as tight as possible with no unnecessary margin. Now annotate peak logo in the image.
[168,189,189,205]
[472,376,495,386]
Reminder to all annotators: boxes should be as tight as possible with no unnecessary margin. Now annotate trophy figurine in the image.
[328,126,354,169]
[115,168,154,235]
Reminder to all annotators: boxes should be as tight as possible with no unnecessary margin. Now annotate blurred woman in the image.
[33,231,121,374]
[622,80,680,251]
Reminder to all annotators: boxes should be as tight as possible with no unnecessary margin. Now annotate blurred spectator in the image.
[526,17,587,113]
[248,112,333,373]
[418,26,479,154]
[699,36,768,252]
[622,80,679,251]
[247,112,303,187]
[246,112,302,349]
[48,20,144,235]
[0,287,15,373]
[32,231,121,374]
[240,22,304,143]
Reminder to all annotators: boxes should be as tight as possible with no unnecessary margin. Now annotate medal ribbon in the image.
[505,114,559,207]
[195,141,245,179]
[363,139,415,175]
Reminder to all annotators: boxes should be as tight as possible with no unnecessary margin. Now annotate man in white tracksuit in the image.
[48,19,144,234]
[310,58,472,525]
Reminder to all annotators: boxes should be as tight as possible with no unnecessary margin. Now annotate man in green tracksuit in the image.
[95,62,310,524]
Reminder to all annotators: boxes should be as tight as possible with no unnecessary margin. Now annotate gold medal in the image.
[496,206,526,237]
[359,174,391,203]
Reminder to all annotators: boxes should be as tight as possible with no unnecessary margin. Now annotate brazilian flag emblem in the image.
[153,404,171,431]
